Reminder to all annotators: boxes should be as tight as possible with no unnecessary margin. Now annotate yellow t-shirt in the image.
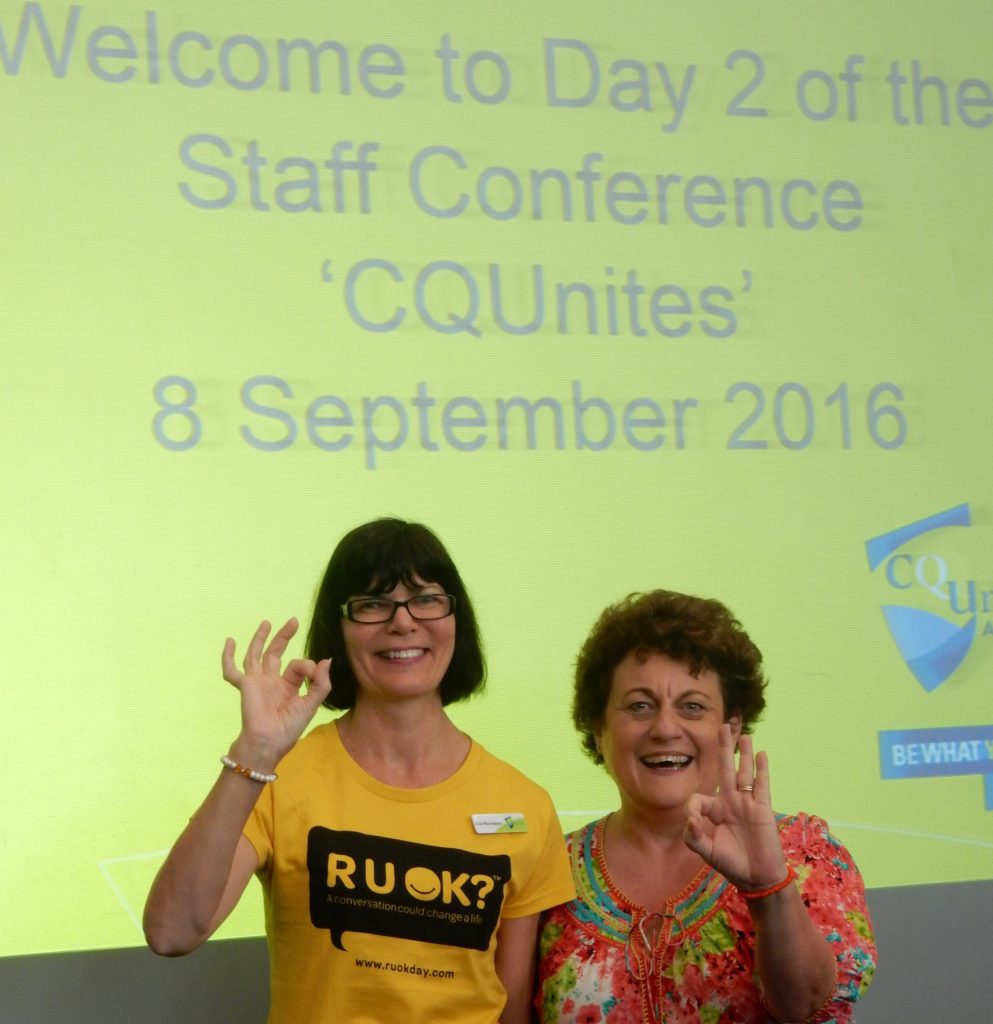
[244,721,575,1024]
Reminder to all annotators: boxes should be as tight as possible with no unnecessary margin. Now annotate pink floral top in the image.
[536,813,875,1024]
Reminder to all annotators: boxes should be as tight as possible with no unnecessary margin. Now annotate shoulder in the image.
[274,720,340,776]
[472,742,557,807]
[561,819,604,887]
[775,811,869,908]
[776,811,859,864]
[298,720,339,747]
[564,818,599,854]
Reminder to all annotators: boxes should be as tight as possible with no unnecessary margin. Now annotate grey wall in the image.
[1,879,988,1022]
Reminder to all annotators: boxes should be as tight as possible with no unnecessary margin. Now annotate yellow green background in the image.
[2,0,991,956]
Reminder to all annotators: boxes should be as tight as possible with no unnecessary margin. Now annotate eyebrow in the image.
[620,687,656,699]
[618,686,714,701]
[353,581,442,598]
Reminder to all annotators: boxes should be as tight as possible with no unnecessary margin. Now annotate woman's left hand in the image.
[682,724,788,890]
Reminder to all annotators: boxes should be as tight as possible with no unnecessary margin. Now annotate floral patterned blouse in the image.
[536,813,876,1024]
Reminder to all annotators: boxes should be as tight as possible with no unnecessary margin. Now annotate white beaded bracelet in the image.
[220,755,277,784]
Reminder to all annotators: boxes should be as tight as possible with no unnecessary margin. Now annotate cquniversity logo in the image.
[867,503,993,810]
[865,503,986,692]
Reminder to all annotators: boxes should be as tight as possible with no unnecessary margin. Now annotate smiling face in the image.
[595,651,741,818]
[342,578,456,706]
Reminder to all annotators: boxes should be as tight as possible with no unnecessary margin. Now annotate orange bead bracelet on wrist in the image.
[737,864,797,900]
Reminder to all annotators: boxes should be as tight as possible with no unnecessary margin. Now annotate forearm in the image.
[494,914,540,1024]
[143,764,265,956]
[145,619,328,955]
[749,884,837,1022]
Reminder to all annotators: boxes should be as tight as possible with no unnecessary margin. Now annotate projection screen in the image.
[1,0,991,958]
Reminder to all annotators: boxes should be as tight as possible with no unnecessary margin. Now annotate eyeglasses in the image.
[341,593,456,624]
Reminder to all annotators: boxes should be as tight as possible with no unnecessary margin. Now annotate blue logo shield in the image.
[865,504,975,691]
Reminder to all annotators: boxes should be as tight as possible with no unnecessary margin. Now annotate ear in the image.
[592,725,603,755]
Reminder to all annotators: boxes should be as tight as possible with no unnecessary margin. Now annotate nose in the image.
[648,704,682,740]
[387,602,418,632]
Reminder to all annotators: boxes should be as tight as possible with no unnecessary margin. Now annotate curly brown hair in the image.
[573,590,767,764]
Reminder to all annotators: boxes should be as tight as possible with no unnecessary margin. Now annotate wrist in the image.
[220,754,277,784]
[736,864,797,901]
[227,737,282,776]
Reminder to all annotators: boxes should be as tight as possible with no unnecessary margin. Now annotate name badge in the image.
[472,813,528,834]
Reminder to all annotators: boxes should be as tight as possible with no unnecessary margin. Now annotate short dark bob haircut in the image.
[573,589,767,765]
[306,517,485,711]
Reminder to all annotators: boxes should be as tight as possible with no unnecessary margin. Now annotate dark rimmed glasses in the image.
[341,593,456,624]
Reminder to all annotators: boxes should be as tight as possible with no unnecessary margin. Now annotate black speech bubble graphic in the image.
[308,827,510,951]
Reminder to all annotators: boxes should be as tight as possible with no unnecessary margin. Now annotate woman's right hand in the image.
[221,617,332,770]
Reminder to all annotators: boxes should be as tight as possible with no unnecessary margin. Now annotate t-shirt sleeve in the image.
[500,789,576,919]
[781,813,877,1020]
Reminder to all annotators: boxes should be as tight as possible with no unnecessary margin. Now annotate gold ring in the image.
[737,784,754,792]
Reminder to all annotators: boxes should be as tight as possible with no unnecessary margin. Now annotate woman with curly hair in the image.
[536,590,876,1023]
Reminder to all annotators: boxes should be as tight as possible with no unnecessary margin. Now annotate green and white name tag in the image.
[471,813,528,834]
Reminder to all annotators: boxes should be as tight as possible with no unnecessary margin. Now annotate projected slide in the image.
[2,0,991,958]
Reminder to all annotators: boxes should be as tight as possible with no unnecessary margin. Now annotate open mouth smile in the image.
[640,754,692,770]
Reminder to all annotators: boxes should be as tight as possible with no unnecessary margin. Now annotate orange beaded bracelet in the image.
[737,864,797,900]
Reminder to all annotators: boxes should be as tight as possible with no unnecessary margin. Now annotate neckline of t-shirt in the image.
[326,719,483,802]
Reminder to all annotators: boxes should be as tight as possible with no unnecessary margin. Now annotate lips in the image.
[379,648,427,660]
[640,753,692,769]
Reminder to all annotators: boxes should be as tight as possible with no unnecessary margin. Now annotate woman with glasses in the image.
[535,590,876,1023]
[144,518,573,1024]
